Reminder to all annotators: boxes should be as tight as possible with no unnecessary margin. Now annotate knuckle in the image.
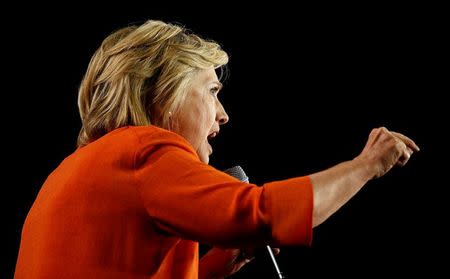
[396,141,404,148]
[387,137,398,147]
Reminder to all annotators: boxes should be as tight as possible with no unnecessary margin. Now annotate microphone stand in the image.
[266,245,284,278]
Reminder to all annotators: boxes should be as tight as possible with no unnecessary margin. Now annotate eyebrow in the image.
[212,81,223,90]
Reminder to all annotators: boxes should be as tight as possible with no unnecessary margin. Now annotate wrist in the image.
[351,156,376,182]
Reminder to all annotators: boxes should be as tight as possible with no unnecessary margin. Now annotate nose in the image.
[216,100,229,125]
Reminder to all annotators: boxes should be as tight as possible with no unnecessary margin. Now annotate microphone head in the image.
[223,165,249,183]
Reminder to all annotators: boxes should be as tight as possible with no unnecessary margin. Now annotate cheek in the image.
[193,103,216,146]
[178,109,208,145]
[196,97,216,126]
[205,99,217,122]
[175,96,216,149]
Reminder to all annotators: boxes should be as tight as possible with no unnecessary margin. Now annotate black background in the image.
[3,3,447,278]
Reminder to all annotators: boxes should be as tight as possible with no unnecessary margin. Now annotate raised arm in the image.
[310,127,419,227]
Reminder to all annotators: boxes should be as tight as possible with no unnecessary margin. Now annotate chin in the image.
[199,156,209,164]
[197,145,211,164]
[197,150,210,164]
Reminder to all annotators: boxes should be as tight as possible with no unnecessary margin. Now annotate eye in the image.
[210,86,220,96]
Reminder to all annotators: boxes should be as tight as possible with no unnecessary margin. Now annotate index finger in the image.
[391,131,420,152]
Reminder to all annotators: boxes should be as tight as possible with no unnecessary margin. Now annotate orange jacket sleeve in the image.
[133,131,313,248]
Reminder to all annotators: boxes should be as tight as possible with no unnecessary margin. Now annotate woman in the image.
[14,20,419,278]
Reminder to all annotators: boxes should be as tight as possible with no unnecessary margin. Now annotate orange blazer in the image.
[15,126,313,278]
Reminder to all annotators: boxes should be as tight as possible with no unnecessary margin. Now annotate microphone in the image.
[224,166,284,279]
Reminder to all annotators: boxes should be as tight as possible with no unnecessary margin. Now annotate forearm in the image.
[310,158,373,227]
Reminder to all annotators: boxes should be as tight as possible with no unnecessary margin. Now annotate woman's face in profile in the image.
[173,67,229,164]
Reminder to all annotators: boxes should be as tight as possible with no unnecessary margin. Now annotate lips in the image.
[206,130,219,155]
[207,131,218,140]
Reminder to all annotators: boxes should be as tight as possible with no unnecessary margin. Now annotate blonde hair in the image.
[77,20,228,147]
